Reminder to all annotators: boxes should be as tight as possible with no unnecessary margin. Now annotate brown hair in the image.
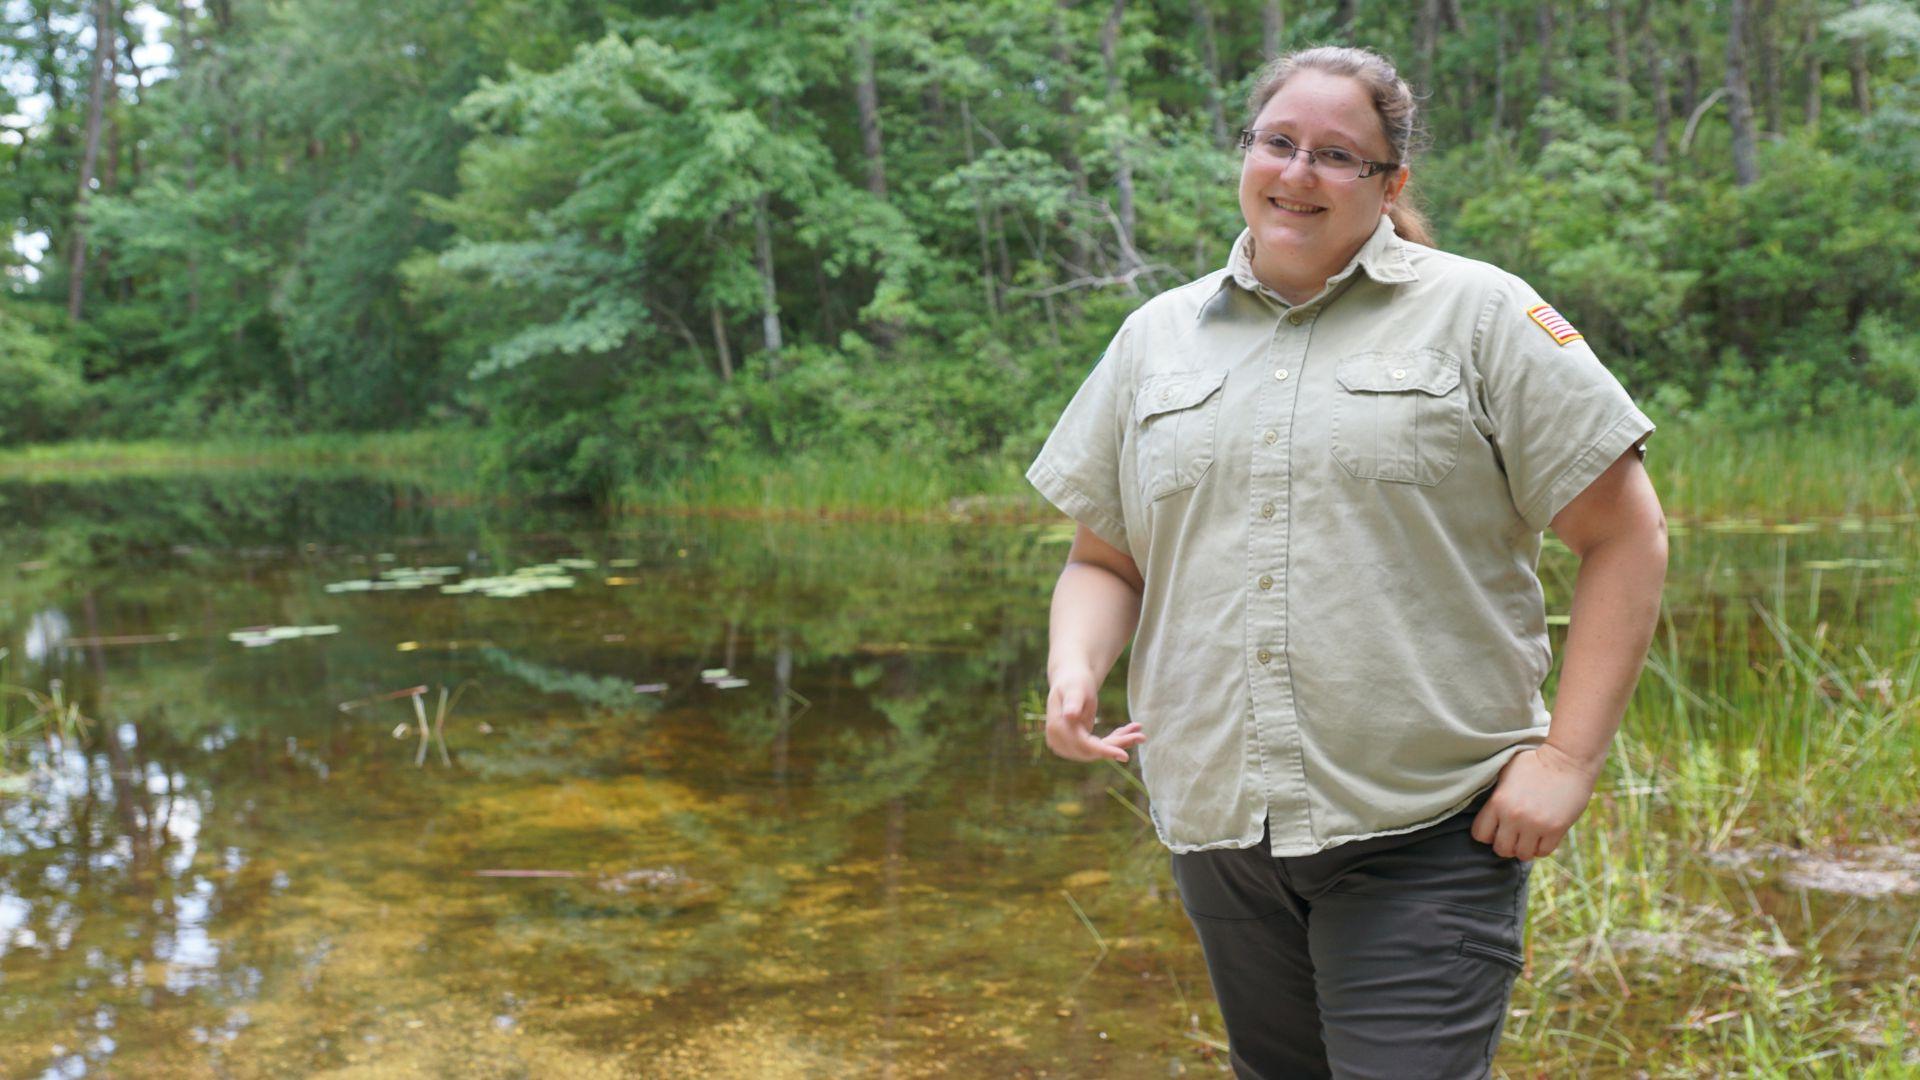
[1245,46,1435,247]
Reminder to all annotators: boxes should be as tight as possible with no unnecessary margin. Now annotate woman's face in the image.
[1237,70,1408,295]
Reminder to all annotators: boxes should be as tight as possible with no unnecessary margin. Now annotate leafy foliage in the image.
[6,0,1920,495]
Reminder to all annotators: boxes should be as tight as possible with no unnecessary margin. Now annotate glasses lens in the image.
[1318,158,1363,180]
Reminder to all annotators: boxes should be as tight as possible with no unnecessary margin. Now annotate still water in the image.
[0,475,1914,1077]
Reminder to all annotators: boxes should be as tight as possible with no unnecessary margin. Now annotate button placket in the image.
[1250,308,1314,852]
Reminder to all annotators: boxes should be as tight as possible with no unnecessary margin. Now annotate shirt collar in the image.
[1203,214,1419,319]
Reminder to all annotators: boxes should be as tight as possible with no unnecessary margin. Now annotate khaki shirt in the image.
[1027,216,1654,857]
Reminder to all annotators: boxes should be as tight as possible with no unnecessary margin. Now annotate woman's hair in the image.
[1244,46,1435,247]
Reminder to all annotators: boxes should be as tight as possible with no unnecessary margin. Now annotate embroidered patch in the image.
[1526,303,1584,347]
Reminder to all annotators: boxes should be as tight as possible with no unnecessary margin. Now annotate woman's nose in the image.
[1278,149,1319,184]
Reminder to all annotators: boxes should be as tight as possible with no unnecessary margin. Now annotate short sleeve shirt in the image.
[1026,215,1655,857]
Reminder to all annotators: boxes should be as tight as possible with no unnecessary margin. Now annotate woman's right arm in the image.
[1044,523,1147,763]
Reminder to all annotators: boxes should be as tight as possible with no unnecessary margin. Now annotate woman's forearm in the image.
[1047,561,1144,685]
[1544,526,1669,774]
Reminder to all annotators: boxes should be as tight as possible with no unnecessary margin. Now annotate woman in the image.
[1026,46,1667,1079]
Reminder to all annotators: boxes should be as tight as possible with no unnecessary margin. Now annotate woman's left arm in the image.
[1472,445,1669,859]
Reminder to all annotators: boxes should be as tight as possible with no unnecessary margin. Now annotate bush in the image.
[0,304,84,445]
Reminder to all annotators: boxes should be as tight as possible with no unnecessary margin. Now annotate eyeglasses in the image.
[1237,129,1399,181]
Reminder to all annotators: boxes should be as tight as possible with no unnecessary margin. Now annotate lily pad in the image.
[227,624,342,648]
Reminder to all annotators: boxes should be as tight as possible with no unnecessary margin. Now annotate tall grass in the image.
[1648,420,1920,522]
[5,418,1917,524]
[0,429,482,485]
[614,444,1028,517]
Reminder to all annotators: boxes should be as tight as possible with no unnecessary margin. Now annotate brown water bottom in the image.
[1,483,1916,1076]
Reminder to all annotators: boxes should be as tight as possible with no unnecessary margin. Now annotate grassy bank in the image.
[7,418,1917,524]
[616,418,1920,524]
[0,429,485,485]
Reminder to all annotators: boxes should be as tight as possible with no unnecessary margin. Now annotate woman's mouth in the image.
[1268,197,1324,215]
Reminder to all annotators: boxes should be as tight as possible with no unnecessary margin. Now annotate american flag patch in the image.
[1526,303,1584,346]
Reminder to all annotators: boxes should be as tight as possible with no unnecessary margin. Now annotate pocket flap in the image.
[1135,369,1229,424]
[1336,348,1460,396]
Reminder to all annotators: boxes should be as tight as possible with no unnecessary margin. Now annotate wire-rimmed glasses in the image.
[1237,129,1400,181]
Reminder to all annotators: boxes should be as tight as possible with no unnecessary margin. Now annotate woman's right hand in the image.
[1045,665,1145,763]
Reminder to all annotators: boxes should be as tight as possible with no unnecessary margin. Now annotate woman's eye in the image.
[1265,135,1295,152]
[1320,148,1359,166]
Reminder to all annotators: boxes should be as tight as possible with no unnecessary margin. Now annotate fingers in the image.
[1469,804,1496,846]
[1044,683,1143,763]
[1098,721,1145,762]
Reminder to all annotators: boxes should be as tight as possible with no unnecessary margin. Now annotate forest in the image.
[4,0,1919,501]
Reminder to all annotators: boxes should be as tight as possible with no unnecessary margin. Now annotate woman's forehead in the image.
[1253,72,1382,150]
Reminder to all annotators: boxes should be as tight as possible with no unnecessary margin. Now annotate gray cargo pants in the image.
[1168,790,1531,1080]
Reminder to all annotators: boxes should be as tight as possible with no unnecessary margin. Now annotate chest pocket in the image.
[1135,368,1229,502]
[1330,348,1466,486]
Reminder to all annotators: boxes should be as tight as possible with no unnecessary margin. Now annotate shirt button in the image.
[1286,313,1303,325]
[1274,369,1288,381]
[1263,430,1278,445]
[1258,574,1273,590]
[1159,388,1172,401]
[1256,648,1272,664]
[1260,502,1275,518]
[1391,368,1407,380]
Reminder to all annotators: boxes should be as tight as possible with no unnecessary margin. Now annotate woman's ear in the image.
[1385,165,1411,209]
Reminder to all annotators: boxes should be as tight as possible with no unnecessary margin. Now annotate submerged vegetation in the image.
[0,475,1913,1074]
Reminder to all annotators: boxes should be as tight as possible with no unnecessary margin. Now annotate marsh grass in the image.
[1650,421,1920,523]
[619,418,1915,523]
[1493,586,1920,1076]
[616,444,1023,516]
[7,419,1916,524]
[0,649,93,780]
[0,429,481,486]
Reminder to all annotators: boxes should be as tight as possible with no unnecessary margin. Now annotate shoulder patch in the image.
[1526,303,1584,347]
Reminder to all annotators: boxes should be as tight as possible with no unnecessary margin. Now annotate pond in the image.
[1,474,1915,1077]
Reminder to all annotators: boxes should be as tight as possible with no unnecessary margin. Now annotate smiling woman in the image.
[1235,50,1431,304]
[1028,44,1669,1080]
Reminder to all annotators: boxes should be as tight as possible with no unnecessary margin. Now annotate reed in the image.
[0,429,482,484]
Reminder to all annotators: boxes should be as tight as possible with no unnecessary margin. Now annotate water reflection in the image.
[0,476,1914,1076]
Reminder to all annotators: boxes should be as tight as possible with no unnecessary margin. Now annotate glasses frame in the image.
[1237,128,1401,181]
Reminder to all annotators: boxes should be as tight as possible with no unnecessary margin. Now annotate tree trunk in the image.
[1416,0,1438,97]
[852,4,887,199]
[1651,50,1671,201]
[1493,9,1508,137]
[1677,13,1701,118]
[67,0,115,322]
[753,194,784,364]
[709,299,734,382]
[1757,0,1781,132]
[1333,0,1356,40]
[959,98,1001,318]
[1100,0,1137,273]
[1262,0,1283,58]
[100,31,119,295]
[1802,14,1821,128]
[1848,0,1870,114]
[1726,0,1759,187]
[1609,2,1631,124]
[1192,0,1228,145]
[1050,1,1090,273]
[1535,2,1555,147]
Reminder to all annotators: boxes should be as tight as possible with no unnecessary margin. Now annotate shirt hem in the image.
[1151,746,1536,857]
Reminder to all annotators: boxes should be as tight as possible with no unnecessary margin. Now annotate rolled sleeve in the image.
[1025,323,1134,557]
[1474,280,1655,533]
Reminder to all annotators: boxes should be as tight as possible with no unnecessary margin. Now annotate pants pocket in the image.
[1458,934,1525,972]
